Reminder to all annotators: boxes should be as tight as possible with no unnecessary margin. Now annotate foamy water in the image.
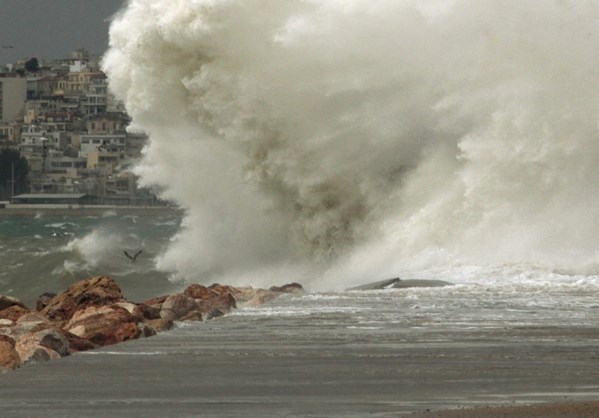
[0,213,181,306]
[103,0,599,288]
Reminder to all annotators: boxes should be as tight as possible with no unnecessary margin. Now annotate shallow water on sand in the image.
[1,283,598,417]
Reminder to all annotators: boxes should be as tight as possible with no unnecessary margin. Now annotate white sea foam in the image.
[104,0,599,288]
[63,230,124,269]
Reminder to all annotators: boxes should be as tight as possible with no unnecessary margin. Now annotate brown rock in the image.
[15,331,64,365]
[147,318,174,333]
[159,294,198,321]
[0,335,20,370]
[208,283,236,297]
[64,305,140,347]
[138,323,157,338]
[17,346,60,365]
[183,284,211,299]
[36,292,57,311]
[114,302,144,322]
[179,310,204,322]
[0,318,14,329]
[100,322,141,346]
[141,294,168,307]
[60,331,98,353]
[0,305,31,322]
[16,329,70,357]
[197,292,237,316]
[13,312,55,335]
[270,283,304,295]
[137,303,161,320]
[41,276,125,321]
[0,296,27,311]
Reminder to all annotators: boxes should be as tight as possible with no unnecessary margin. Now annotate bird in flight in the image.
[124,250,143,262]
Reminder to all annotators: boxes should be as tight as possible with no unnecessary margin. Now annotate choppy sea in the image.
[1,212,599,417]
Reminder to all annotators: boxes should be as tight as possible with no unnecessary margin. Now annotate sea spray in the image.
[103,0,599,288]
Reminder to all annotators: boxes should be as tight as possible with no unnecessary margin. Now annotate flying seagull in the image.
[124,250,142,262]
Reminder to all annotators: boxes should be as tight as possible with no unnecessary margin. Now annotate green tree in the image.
[24,57,39,73]
[0,148,29,197]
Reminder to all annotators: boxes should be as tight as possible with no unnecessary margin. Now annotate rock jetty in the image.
[0,276,303,370]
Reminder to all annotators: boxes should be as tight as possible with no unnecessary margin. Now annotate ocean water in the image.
[1,213,599,416]
[0,212,181,307]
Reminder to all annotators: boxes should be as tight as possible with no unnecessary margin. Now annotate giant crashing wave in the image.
[102,0,599,289]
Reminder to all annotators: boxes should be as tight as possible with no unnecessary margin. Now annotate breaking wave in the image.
[103,0,599,288]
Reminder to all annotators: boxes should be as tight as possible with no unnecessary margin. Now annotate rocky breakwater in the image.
[0,276,304,370]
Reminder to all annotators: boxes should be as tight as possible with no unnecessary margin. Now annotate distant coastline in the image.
[0,204,182,217]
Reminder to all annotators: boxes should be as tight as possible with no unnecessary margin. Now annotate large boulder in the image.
[159,294,198,321]
[137,302,161,320]
[0,335,20,370]
[63,305,141,347]
[183,284,211,300]
[16,345,60,365]
[15,330,66,366]
[41,276,125,321]
[0,305,32,322]
[181,283,239,319]
[16,329,70,357]
[0,296,27,311]
[196,292,237,318]
[60,331,99,353]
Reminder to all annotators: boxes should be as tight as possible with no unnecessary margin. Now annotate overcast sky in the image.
[0,0,126,65]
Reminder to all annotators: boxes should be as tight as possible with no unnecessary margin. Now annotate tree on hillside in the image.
[0,148,29,198]
[24,57,40,73]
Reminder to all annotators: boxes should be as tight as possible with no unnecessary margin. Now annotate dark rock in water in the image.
[347,278,401,291]
[269,283,305,295]
[348,277,452,291]
[206,308,224,320]
[36,292,57,312]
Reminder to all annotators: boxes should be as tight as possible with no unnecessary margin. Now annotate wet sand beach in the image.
[417,400,599,417]
[1,292,598,418]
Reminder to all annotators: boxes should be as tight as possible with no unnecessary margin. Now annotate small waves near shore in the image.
[0,211,181,307]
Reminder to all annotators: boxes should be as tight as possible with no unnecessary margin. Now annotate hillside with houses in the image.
[0,49,160,206]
